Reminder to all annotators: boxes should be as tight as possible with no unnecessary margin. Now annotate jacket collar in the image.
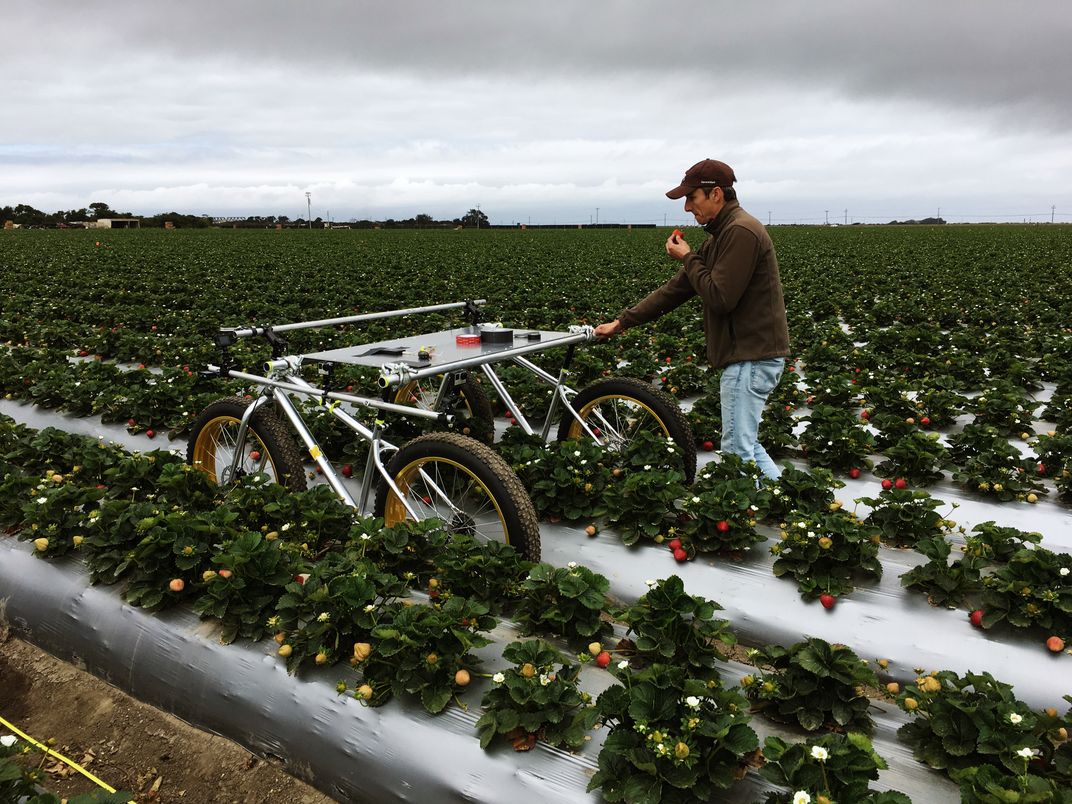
[703,200,740,237]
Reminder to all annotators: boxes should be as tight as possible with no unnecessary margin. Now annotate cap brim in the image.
[665,184,690,200]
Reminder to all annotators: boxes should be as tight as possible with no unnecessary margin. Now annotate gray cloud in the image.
[3,1,1070,222]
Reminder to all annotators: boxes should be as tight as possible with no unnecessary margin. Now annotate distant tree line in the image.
[2,203,492,230]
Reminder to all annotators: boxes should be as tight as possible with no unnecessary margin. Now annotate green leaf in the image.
[622,774,663,804]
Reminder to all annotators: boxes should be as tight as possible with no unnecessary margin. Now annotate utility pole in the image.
[825,210,829,225]
[1053,205,1057,224]
[476,204,480,230]
[305,192,311,229]
[768,211,771,226]
[844,209,848,225]
[663,213,667,226]
[595,207,599,225]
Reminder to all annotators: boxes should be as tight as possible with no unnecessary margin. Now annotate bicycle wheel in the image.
[557,376,697,483]
[374,431,540,562]
[187,397,307,493]
[394,375,495,442]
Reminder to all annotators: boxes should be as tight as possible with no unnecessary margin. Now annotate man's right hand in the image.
[593,319,622,338]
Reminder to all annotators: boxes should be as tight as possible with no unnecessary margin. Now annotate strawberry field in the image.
[1,224,1071,803]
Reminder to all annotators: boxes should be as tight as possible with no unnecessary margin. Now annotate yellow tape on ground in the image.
[0,712,137,802]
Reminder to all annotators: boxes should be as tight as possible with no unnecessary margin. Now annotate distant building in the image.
[88,218,141,229]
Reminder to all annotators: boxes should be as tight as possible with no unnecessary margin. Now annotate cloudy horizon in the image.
[4,1,1071,225]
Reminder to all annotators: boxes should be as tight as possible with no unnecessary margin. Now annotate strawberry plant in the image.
[1033,430,1072,478]
[686,381,722,448]
[678,477,765,553]
[513,562,611,646]
[614,575,736,679]
[896,671,1072,798]
[857,488,952,548]
[966,521,1044,564]
[980,546,1072,636]
[424,533,534,614]
[589,663,759,804]
[741,638,878,733]
[515,439,610,521]
[758,732,912,804]
[614,429,688,475]
[799,404,876,471]
[899,536,985,608]
[273,553,409,672]
[18,478,106,558]
[871,430,951,486]
[765,465,842,519]
[602,465,687,546]
[758,399,799,457]
[771,510,882,600]
[868,411,918,452]
[913,380,968,428]
[356,595,496,713]
[475,639,598,751]
[947,426,1047,501]
[970,379,1039,437]
[192,530,300,644]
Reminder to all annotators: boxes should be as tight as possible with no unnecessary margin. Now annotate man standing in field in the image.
[594,159,790,478]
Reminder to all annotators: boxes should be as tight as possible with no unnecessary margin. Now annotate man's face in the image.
[683,187,724,224]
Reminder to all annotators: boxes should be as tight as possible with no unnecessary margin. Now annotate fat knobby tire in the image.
[557,376,697,483]
[374,431,541,562]
[187,397,307,494]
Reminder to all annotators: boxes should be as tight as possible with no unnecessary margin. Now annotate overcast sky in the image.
[4,1,1070,225]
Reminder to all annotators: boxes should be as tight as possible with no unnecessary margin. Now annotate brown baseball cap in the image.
[665,159,737,199]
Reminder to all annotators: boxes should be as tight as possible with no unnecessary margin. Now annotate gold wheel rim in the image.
[383,456,510,545]
[565,394,670,448]
[190,415,279,485]
[395,378,476,416]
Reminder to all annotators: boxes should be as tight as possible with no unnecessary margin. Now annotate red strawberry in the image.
[819,593,836,610]
[1046,635,1065,653]
[969,609,984,628]
[894,478,907,489]
[716,520,730,533]
[848,467,861,479]
[672,547,688,562]
[671,228,683,240]
[127,418,136,427]
[668,538,682,551]
[145,429,156,439]
[920,416,931,426]
[860,409,870,420]
[294,573,310,585]
[881,479,893,490]
[702,440,714,451]
[595,651,611,668]
[249,450,261,461]
[341,464,353,478]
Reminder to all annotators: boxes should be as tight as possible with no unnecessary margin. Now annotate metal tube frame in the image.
[205,305,618,523]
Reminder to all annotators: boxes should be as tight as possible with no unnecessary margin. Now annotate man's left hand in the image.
[666,235,690,261]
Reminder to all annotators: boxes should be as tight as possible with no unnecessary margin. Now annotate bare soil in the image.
[0,635,335,804]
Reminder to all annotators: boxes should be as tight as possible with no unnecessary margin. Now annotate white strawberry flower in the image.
[317,612,330,622]
[1061,568,1070,576]
[685,696,701,708]
[810,746,829,761]
[36,497,47,504]
[618,660,630,670]
[568,561,578,569]
[1016,747,1036,759]
[793,792,811,804]
[492,672,505,684]
[574,450,582,457]
[580,459,588,465]
[540,674,551,686]
[645,579,657,587]
[807,531,815,539]
[692,496,700,503]
[644,464,652,471]
[0,735,16,748]
[364,604,375,612]
[1009,712,1023,724]
[281,522,292,531]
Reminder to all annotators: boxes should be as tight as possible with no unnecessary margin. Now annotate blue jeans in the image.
[720,357,785,479]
